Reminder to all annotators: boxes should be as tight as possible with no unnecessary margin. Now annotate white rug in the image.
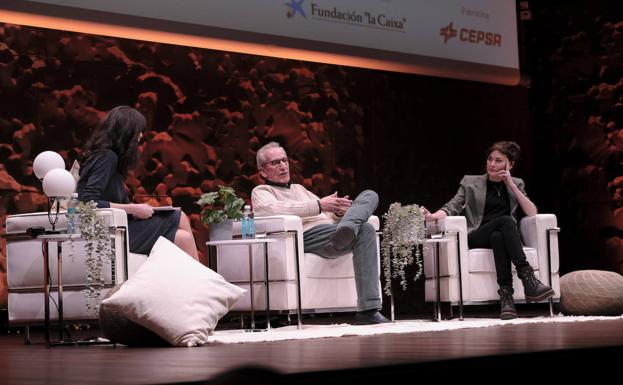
[209,315,623,344]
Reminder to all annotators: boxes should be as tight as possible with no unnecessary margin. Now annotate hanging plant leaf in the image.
[73,200,114,314]
[381,202,427,296]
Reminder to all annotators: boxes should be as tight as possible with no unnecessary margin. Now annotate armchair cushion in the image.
[101,237,246,347]
[467,247,538,273]
[304,252,355,279]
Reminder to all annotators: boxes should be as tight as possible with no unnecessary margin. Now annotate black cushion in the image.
[99,284,170,346]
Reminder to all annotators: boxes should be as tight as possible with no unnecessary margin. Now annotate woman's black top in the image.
[481,180,511,224]
[77,149,181,254]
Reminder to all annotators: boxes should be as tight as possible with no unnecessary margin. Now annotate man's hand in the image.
[320,192,352,215]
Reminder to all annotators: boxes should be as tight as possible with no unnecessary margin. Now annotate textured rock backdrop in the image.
[531,0,623,276]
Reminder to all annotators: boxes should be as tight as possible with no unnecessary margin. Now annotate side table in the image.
[206,238,276,331]
[426,234,461,322]
[388,232,463,322]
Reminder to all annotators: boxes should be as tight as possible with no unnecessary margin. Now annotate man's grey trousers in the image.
[303,190,381,311]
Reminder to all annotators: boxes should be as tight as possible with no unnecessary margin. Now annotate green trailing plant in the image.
[381,202,427,296]
[197,185,245,224]
[75,200,114,313]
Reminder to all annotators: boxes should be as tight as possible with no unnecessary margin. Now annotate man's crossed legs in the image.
[303,190,389,325]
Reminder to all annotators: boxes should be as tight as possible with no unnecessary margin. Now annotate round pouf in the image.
[560,270,623,316]
[99,284,170,346]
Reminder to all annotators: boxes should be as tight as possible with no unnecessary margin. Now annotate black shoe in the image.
[353,310,390,325]
[322,226,356,257]
[498,287,517,320]
[517,265,555,302]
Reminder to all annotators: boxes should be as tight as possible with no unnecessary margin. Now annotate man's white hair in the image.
[256,141,284,170]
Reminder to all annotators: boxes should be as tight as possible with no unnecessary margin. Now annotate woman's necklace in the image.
[492,183,503,197]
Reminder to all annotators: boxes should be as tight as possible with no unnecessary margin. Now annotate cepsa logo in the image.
[440,21,502,47]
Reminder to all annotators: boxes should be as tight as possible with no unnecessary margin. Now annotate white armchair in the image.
[423,214,560,318]
[215,215,380,321]
[5,209,148,327]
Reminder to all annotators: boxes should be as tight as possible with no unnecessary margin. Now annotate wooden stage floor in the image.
[1,315,622,385]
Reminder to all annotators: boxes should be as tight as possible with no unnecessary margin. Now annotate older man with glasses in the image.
[251,141,389,325]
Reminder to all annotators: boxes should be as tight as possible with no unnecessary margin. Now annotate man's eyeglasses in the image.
[264,157,289,167]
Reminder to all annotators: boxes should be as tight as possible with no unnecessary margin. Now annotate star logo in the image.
[286,0,306,18]
[440,22,457,43]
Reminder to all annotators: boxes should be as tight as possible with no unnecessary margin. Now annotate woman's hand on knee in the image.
[128,203,154,219]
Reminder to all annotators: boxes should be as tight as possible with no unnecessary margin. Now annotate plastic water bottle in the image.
[247,205,256,239]
[242,205,255,239]
[241,206,248,239]
[66,192,79,234]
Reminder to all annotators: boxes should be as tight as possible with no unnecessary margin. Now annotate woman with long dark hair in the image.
[424,141,554,319]
[77,106,198,259]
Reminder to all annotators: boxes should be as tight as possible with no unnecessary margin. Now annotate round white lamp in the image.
[42,168,76,232]
[33,151,65,180]
[42,168,76,199]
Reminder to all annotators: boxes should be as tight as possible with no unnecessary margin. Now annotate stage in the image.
[1,313,622,384]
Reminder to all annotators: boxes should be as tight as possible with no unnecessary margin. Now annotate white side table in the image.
[428,230,464,321]
[387,232,462,322]
[426,235,455,322]
[206,238,276,331]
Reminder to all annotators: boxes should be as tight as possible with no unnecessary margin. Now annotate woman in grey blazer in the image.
[424,141,554,319]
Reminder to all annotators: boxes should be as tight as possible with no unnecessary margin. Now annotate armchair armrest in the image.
[99,208,129,228]
[6,208,129,233]
[367,215,380,231]
[519,214,557,248]
[233,214,379,234]
[431,216,470,300]
[233,215,304,235]
[519,214,559,275]
[439,216,468,234]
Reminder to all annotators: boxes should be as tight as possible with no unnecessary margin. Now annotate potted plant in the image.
[380,202,427,296]
[197,185,245,240]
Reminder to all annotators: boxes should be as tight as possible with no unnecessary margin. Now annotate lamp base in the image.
[47,197,62,233]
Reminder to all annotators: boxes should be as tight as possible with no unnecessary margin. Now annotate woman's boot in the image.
[517,265,555,302]
[498,286,517,320]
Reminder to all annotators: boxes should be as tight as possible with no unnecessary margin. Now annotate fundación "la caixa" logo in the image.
[285,0,406,31]
[440,21,502,47]
[286,0,307,18]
